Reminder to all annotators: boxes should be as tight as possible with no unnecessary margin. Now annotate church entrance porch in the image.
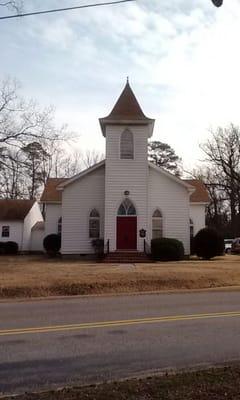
[116,216,137,250]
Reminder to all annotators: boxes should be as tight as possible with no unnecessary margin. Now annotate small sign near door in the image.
[139,229,146,238]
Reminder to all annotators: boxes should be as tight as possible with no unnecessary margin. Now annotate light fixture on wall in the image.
[211,0,223,6]
[139,229,146,238]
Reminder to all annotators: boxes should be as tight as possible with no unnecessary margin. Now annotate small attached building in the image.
[0,199,43,252]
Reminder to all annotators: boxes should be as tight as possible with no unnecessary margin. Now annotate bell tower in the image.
[99,80,155,251]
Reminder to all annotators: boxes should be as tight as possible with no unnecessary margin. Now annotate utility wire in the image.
[0,0,135,20]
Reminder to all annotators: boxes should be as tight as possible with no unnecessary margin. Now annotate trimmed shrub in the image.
[151,238,184,261]
[4,241,18,255]
[43,234,61,257]
[0,242,5,255]
[194,227,224,260]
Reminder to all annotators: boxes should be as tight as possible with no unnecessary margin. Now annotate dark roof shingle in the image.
[0,199,35,221]
[40,178,68,202]
[184,179,210,203]
[104,81,151,121]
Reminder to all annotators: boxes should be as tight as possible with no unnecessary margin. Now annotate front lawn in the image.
[0,254,240,299]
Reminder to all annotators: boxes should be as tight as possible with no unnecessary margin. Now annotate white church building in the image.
[41,81,209,257]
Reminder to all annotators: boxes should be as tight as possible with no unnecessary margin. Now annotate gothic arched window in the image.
[117,199,136,215]
[152,209,163,239]
[89,209,100,238]
[120,129,134,159]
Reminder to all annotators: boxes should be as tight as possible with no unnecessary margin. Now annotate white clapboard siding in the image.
[0,221,23,249]
[105,125,149,251]
[61,165,105,254]
[190,204,206,236]
[22,202,43,251]
[0,202,43,251]
[31,227,44,252]
[148,166,190,254]
[44,204,62,237]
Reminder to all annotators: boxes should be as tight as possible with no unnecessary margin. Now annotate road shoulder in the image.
[2,364,240,400]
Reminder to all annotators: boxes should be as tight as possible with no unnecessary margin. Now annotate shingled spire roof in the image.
[99,80,154,136]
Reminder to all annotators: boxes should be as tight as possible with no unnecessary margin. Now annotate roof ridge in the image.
[100,81,152,122]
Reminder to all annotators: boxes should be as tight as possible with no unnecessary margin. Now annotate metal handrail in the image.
[105,239,110,255]
[144,239,151,255]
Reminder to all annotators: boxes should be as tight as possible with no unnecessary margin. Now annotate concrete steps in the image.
[104,251,151,263]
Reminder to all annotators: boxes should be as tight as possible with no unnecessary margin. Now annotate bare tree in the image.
[82,149,104,169]
[0,1,23,12]
[200,124,240,236]
[0,148,26,198]
[190,166,229,233]
[56,148,104,177]
[0,78,74,198]
[0,79,64,161]
[60,150,82,177]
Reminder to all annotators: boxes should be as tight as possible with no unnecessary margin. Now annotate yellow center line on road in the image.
[1,311,240,337]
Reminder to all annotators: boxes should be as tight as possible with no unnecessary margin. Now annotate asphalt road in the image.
[1,290,240,395]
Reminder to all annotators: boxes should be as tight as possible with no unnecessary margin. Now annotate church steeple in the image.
[99,81,154,136]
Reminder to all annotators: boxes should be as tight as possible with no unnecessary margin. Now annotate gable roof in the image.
[0,199,35,221]
[57,160,105,190]
[40,178,68,202]
[99,81,154,136]
[184,179,210,203]
[149,163,210,202]
[149,162,195,192]
[40,164,210,204]
[40,161,105,202]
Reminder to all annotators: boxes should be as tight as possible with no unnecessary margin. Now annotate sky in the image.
[1,0,240,171]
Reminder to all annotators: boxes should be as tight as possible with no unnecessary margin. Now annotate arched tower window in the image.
[190,218,194,238]
[152,209,163,239]
[120,129,134,159]
[89,209,100,238]
[117,198,136,215]
[57,217,62,235]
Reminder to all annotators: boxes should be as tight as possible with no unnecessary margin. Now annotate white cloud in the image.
[1,0,240,170]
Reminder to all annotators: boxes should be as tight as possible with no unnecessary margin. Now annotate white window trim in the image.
[119,128,134,160]
[2,225,10,238]
[89,209,100,239]
[151,208,163,239]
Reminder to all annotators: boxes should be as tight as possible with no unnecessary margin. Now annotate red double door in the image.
[116,216,137,250]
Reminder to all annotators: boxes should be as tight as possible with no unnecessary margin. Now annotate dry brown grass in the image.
[0,254,240,298]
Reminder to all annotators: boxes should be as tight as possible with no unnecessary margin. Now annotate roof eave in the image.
[190,201,210,205]
[40,200,62,204]
[99,118,155,137]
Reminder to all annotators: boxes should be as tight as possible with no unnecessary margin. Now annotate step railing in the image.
[104,239,110,255]
[144,239,151,256]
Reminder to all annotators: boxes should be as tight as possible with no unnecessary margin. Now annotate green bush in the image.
[194,227,224,260]
[43,234,61,257]
[3,241,18,255]
[151,238,184,261]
